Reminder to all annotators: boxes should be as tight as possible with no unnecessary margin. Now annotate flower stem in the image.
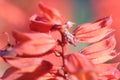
[59,28,67,77]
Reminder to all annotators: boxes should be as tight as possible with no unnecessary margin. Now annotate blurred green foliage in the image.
[69,0,94,53]
[72,0,94,25]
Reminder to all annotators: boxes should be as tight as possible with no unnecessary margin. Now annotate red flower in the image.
[29,2,63,32]
[64,53,97,80]
[80,36,118,64]
[0,2,120,80]
[1,60,53,80]
[12,30,56,56]
[95,63,120,80]
[64,53,94,74]
[73,16,113,43]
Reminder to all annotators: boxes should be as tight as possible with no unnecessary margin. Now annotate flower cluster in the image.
[0,2,120,80]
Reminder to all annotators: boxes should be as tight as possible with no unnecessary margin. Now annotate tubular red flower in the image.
[1,60,53,80]
[64,53,98,80]
[64,53,94,74]
[80,36,118,64]
[2,56,43,71]
[0,1,119,80]
[38,2,63,24]
[73,16,113,43]
[29,2,63,32]
[12,30,56,56]
[80,36,116,55]
[70,71,98,80]
[29,15,54,32]
[95,63,120,80]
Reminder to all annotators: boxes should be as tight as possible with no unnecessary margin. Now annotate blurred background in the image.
[0,0,120,77]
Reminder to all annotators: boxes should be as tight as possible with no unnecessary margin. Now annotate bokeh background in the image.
[0,0,120,77]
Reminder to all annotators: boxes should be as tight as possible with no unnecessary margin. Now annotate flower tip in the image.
[65,21,75,29]
[12,29,19,34]
[109,35,115,39]
[94,16,112,27]
[105,16,112,26]
[38,2,44,6]
[12,29,18,35]
[38,2,46,9]
[30,14,38,21]
[106,16,112,20]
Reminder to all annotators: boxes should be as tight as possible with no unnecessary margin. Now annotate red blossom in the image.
[73,16,113,43]
[70,71,98,80]
[80,36,117,64]
[1,61,53,80]
[64,53,94,74]
[29,2,63,32]
[64,53,97,80]
[95,63,120,80]
[2,56,43,71]
[0,1,120,80]
[12,30,56,56]
[80,36,116,55]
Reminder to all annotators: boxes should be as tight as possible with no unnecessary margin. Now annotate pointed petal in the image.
[73,16,113,43]
[36,72,65,80]
[64,53,94,74]
[3,56,43,71]
[72,71,97,80]
[29,2,63,32]
[74,16,112,34]
[87,51,118,64]
[12,30,31,43]
[12,30,56,43]
[81,36,117,64]
[65,53,97,80]
[14,39,56,56]
[38,2,63,24]
[95,63,120,79]
[80,36,116,55]
[1,61,53,80]
[1,67,22,80]
[75,28,113,43]
[12,31,56,56]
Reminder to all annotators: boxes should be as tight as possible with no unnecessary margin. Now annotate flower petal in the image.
[73,16,113,43]
[1,61,53,80]
[81,36,117,64]
[1,67,22,80]
[38,2,63,24]
[12,30,31,44]
[71,71,97,80]
[3,56,43,70]
[64,53,94,74]
[95,63,120,79]
[12,31,56,56]
[87,51,118,64]
[29,2,63,32]
[80,36,116,55]
[64,53,97,80]
[74,16,112,35]
[29,15,53,32]
[36,73,65,80]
